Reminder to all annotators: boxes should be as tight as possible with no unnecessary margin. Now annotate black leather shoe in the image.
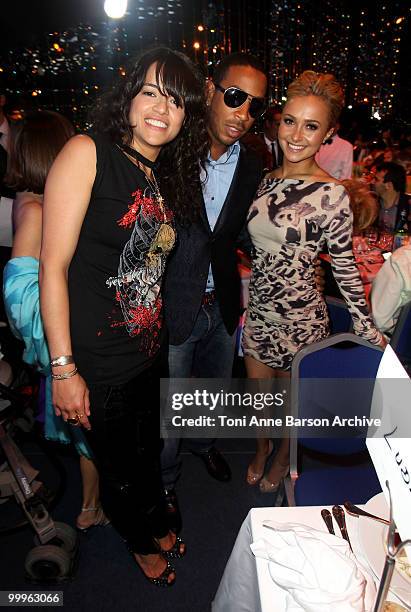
[193,447,231,482]
[163,488,182,534]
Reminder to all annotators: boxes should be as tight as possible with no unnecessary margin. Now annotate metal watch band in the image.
[50,355,74,368]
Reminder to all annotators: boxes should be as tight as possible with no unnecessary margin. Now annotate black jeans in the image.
[83,359,168,554]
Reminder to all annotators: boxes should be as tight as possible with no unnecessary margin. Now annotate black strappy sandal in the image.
[133,554,176,588]
[161,535,186,560]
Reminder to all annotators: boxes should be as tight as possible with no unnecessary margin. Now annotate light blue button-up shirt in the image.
[200,142,241,291]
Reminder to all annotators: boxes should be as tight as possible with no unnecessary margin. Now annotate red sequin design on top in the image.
[107,186,175,356]
[117,189,173,228]
[111,293,163,342]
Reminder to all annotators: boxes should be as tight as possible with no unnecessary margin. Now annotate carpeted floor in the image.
[0,435,285,612]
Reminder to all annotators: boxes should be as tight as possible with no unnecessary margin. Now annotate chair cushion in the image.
[294,465,382,506]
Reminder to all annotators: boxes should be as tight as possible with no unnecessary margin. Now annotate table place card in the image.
[367,345,411,552]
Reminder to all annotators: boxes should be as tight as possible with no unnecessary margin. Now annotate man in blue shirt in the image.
[162,53,267,532]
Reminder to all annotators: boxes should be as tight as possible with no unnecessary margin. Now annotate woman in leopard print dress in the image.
[242,71,385,492]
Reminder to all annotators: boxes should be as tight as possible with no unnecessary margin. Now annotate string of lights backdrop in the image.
[0,0,408,129]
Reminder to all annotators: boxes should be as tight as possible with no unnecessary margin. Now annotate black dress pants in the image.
[83,359,168,554]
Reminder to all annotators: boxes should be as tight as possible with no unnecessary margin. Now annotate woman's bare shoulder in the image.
[60,133,96,156]
[47,134,97,185]
[14,191,42,207]
[13,193,43,221]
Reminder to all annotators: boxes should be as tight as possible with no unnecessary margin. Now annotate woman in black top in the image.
[40,48,207,587]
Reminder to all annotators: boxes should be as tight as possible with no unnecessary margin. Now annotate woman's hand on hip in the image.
[378,334,388,350]
[52,374,91,430]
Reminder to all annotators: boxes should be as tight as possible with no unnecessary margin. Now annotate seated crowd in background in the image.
[0,69,410,595]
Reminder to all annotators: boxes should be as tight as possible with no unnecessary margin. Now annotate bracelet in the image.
[51,367,78,380]
[50,355,74,368]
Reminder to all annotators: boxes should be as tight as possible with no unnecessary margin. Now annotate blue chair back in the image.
[291,334,383,456]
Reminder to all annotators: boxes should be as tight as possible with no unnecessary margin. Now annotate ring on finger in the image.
[67,416,80,426]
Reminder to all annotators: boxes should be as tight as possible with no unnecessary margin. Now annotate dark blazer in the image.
[240,133,282,173]
[163,145,263,345]
[259,135,283,171]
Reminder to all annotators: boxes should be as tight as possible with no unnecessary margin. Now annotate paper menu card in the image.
[367,345,411,549]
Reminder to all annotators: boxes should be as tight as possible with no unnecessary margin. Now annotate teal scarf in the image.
[3,256,91,458]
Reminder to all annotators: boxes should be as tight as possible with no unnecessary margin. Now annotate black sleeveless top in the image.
[68,134,175,385]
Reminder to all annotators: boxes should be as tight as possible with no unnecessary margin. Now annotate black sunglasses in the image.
[214,83,266,119]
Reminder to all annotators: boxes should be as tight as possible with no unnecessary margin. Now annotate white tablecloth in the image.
[212,505,402,612]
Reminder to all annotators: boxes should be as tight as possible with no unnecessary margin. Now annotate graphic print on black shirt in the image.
[106,185,175,356]
[68,135,178,384]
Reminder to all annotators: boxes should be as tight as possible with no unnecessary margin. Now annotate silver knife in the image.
[332,505,353,552]
[321,509,335,535]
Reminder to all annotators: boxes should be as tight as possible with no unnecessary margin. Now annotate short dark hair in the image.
[6,111,74,193]
[375,161,406,193]
[213,52,266,85]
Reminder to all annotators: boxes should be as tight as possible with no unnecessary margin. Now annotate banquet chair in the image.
[389,301,411,373]
[325,296,353,334]
[285,333,384,507]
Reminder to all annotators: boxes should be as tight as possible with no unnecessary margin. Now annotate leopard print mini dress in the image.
[242,178,383,370]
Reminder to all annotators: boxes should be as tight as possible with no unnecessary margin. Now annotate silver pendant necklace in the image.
[118,144,176,266]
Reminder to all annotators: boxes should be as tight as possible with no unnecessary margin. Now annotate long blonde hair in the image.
[342,179,378,234]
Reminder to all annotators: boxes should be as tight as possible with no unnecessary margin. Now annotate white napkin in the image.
[250,521,376,612]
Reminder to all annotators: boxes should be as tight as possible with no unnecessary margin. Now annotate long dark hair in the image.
[6,111,74,194]
[91,47,208,223]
